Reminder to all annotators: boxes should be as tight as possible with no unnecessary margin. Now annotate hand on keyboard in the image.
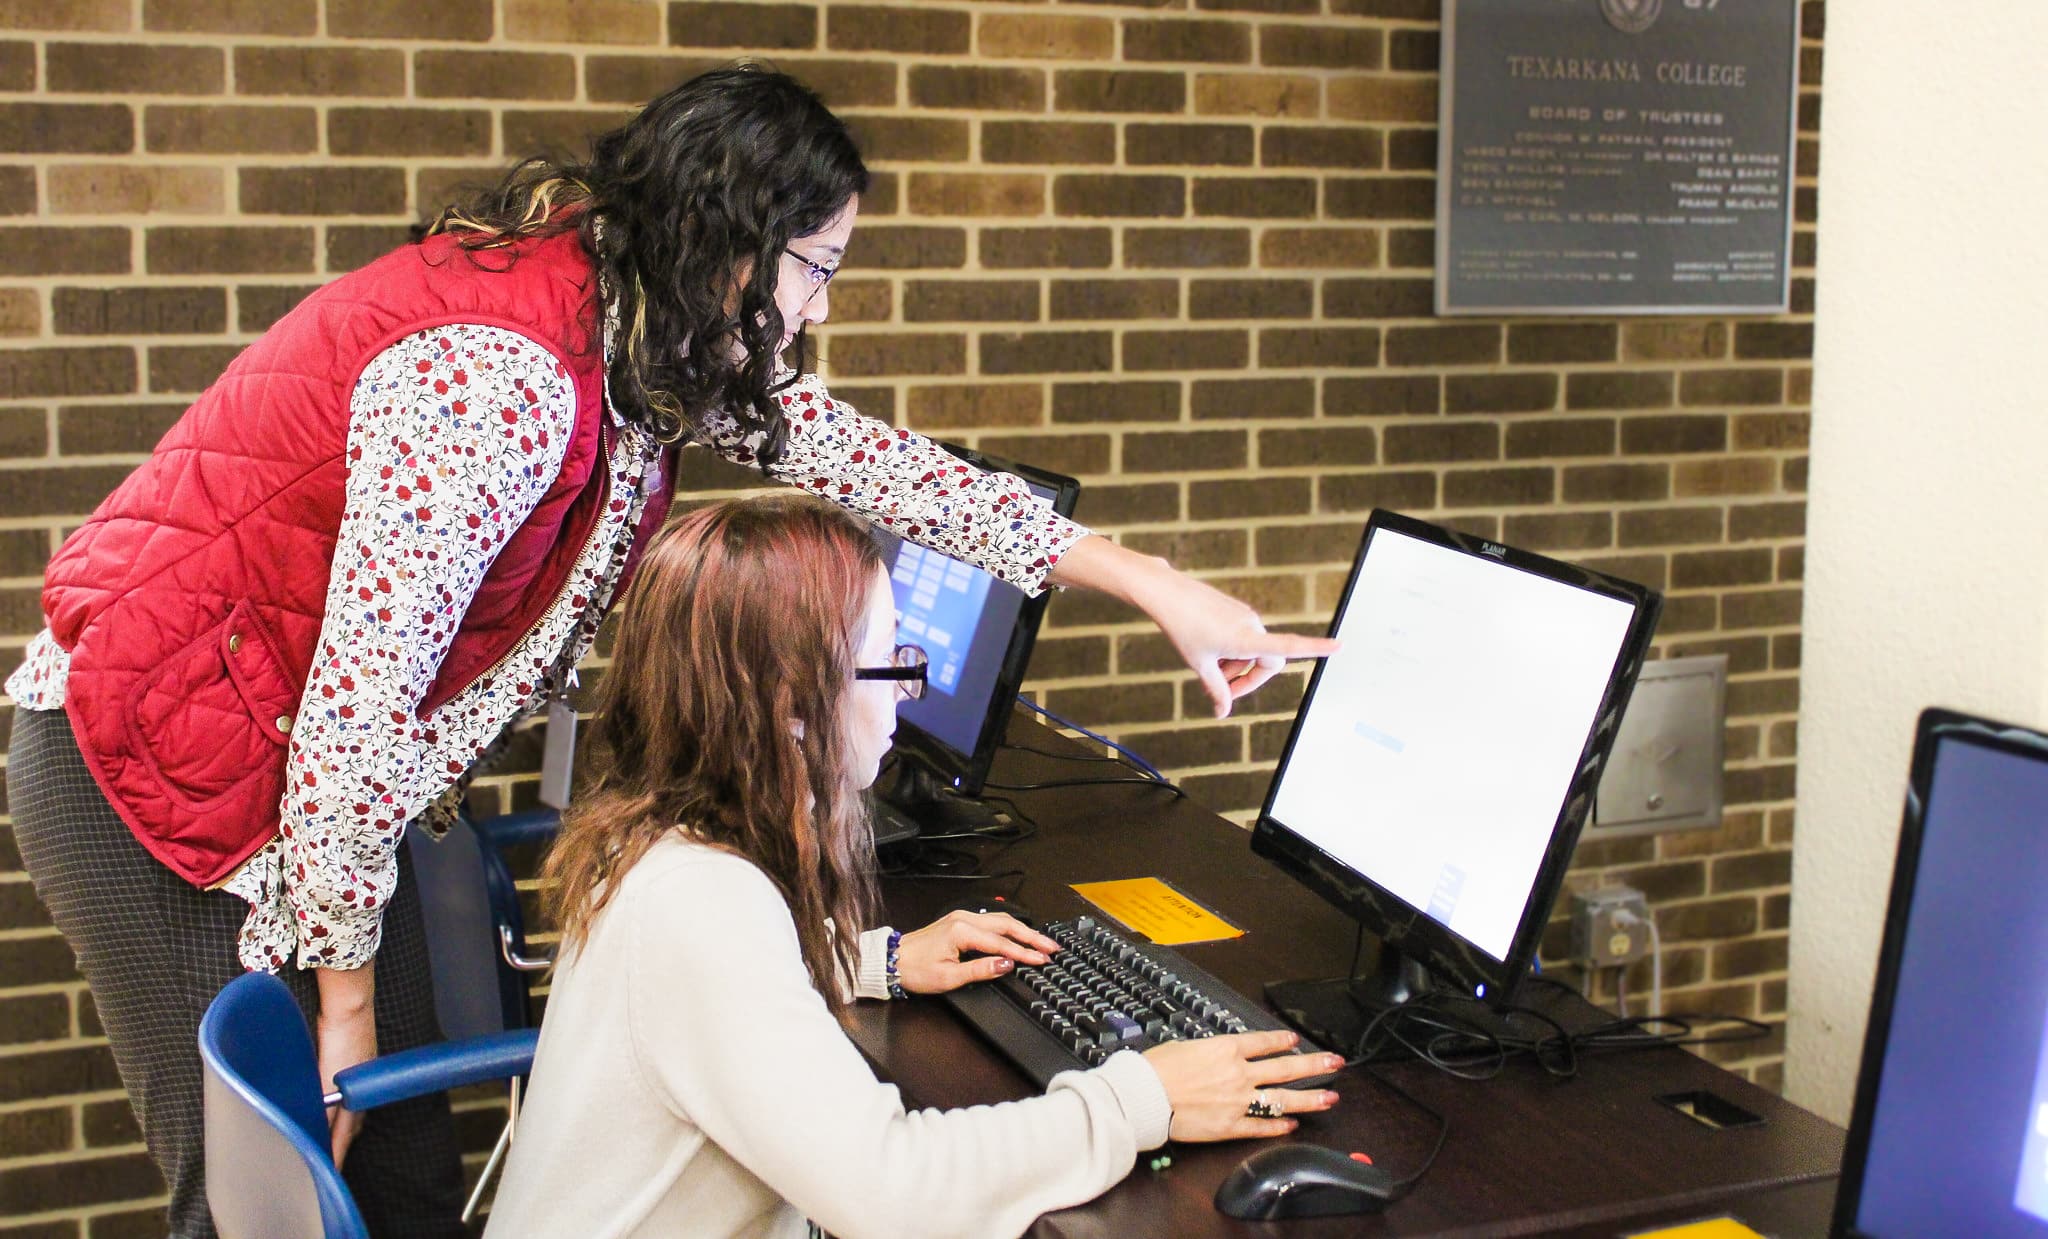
[1145,1031,1344,1142]
[894,909,1062,995]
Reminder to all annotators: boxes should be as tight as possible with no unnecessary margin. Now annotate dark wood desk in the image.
[849,722,1843,1237]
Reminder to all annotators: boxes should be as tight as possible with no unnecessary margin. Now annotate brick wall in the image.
[0,1,1821,1231]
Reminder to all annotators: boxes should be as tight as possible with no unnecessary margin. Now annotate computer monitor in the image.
[1250,509,1661,1052]
[870,445,1080,838]
[1833,708,2048,1238]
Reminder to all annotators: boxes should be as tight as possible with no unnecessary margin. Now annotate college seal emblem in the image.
[1600,0,1662,34]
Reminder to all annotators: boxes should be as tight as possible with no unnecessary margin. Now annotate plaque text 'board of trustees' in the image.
[1437,0,1801,315]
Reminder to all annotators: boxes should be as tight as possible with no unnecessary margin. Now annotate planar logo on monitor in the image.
[1600,0,1662,34]
[1479,542,1508,560]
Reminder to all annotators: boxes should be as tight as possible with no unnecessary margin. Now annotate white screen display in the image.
[1267,528,1637,962]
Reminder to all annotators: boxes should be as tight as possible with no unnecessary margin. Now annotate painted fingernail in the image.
[1326,1055,1344,1070]
[994,957,1014,971]
[1321,1092,1340,1106]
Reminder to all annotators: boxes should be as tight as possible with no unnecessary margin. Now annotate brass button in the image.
[275,715,293,734]
[227,634,242,654]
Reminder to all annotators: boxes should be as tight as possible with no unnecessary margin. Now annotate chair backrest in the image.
[198,971,368,1239]
[406,819,514,1040]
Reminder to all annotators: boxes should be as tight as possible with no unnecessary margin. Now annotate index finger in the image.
[1242,632,1339,661]
[1227,1029,1303,1060]
[960,923,1054,965]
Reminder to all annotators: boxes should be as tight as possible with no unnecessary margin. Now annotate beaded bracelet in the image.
[884,929,908,1000]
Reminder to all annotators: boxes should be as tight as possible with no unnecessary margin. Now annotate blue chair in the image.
[406,806,559,1220]
[198,969,538,1239]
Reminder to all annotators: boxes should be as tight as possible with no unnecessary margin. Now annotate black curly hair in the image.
[421,64,868,463]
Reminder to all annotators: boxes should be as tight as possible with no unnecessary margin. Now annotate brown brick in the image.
[1123,227,1250,269]
[1192,376,1313,420]
[1326,176,1434,220]
[234,46,403,97]
[1194,72,1319,119]
[1325,374,1437,417]
[1712,935,1788,982]
[1260,425,1375,468]
[1680,369,1783,408]
[146,226,311,275]
[1777,544,1804,583]
[1189,278,1311,320]
[821,332,963,378]
[1054,69,1185,115]
[904,382,1041,431]
[331,107,492,158]
[1712,850,1791,894]
[0,287,35,336]
[980,226,1110,270]
[1505,324,1615,365]
[584,54,729,104]
[1618,506,1722,547]
[1622,414,1728,455]
[978,13,1113,60]
[0,348,135,400]
[0,226,128,276]
[1655,896,1759,943]
[1126,17,1250,64]
[1054,174,1184,219]
[1050,279,1178,321]
[504,0,660,44]
[40,165,203,216]
[981,330,1112,376]
[1444,466,1552,508]
[47,42,221,94]
[0,407,46,457]
[1123,429,1246,473]
[81,1099,140,1148]
[1261,23,1381,69]
[0,102,132,154]
[1504,417,1615,459]
[983,120,1114,166]
[1321,277,1426,318]
[1259,327,1377,369]
[1505,510,1613,552]
[854,225,966,271]
[1191,476,1310,520]
[1384,421,1496,464]
[1390,28,1440,71]
[149,343,240,393]
[1624,321,1728,362]
[1671,548,1774,590]
[1728,501,1805,542]
[1054,380,1180,424]
[908,172,1043,219]
[1318,471,1433,514]
[1027,633,1110,680]
[828,4,966,53]
[330,0,491,40]
[1074,480,1179,525]
[57,402,184,454]
[1260,126,1382,170]
[236,283,317,333]
[1253,521,1362,567]
[1126,328,1248,372]
[1328,76,1437,123]
[1385,324,1496,367]
[1386,226,1433,268]
[1563,463,1669,503]
[53,287,224,336]
[240,167,406,217]
[1387,127,1438,170]
[1115,722,1242,768]
[501,107,636,156]
[1564,370,1671,411]
[903,279,1037,323]
[1672,635,1771,676]
[1674,456,1777,498]
[0,0,130,30]
[844,114,967,162]
[146,0,317,34]
[323,224,406,274]
[145,104,312,154]
[1043,681,1177,726]
[1781,456,1807,492]
[416,50,577,101]
[1445,373,1557,414]
[976,432,1110,477]
[1192,176,1314,219]
[1656,593,1715,633]
[1733,412,1809,451]
[1259,228,1379,271]
[910,64,1043,112]
[0,1106,70,1157]
[1722,588,1802,630]
[1734,323,1813,360]
[1128,123,1253,167]
[0,164,27,218]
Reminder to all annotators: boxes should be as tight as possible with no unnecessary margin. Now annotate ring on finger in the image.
[1245,1090,1285,1120]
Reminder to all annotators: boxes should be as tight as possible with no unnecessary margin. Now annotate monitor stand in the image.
[1267,939,1433,1063]
[880,763,1015,838]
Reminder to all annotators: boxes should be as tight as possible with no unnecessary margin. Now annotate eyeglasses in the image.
[855,643,928,701]
[783,247,840,305]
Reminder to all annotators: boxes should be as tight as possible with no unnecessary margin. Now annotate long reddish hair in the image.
[544,491,882,1015]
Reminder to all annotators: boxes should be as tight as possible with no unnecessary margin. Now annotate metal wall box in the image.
[1587,653,1728,839]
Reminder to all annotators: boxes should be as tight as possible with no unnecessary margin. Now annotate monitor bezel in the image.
[1249,508,1662,1005]
[883,444,1080,798]
[1830,707,2048,1238]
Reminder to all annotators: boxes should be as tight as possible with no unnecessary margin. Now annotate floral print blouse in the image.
[8,325,1087,973]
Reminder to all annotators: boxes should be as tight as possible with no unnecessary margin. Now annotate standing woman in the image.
[5,65,1326,1238]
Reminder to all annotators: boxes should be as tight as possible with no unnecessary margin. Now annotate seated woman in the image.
[485,492,1343,1239]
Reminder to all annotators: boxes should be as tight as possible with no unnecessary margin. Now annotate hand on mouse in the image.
[1142,1031,1343,1142]
[892,911,1062,995]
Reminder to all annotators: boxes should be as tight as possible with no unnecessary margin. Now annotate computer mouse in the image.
[1213,1143,1397,1220]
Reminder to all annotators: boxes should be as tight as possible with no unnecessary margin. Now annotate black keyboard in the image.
[939,915,1326,1087]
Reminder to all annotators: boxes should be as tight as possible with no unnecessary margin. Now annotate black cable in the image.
[1357,1065,1452,1199]
[981,774,1186,799]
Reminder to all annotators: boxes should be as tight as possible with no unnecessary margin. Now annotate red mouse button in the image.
[1349,1152,1374,1165]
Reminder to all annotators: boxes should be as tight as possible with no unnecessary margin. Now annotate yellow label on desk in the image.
[1626,1218,1768,1239]
[1069,878,1244,946]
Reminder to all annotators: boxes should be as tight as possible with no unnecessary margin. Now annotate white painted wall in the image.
[1788,4,2048,1122]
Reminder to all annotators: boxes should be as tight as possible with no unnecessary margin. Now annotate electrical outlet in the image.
[1571,885,1652,967]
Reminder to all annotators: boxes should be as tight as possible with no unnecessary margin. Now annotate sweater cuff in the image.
[854,925,896,1000]
[1094,1049,1174,1151]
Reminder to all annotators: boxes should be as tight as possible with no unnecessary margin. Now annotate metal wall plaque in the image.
[1437,0,1801,315]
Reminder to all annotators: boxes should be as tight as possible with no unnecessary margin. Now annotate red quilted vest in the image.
[40,228,676,888]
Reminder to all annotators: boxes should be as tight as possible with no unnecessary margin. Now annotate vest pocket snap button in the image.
[228,634,242,654]
[275,715,293,734]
